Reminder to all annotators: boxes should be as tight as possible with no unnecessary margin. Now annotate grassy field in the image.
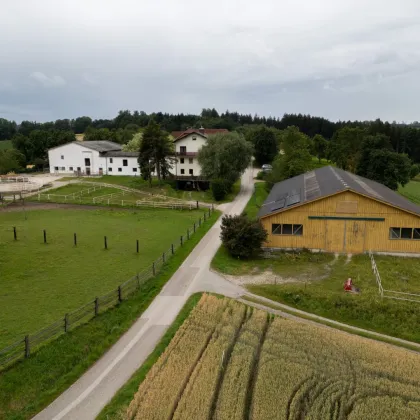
[0,208,204,347]
[0,140,12,150]
[115,295,420,420]
[0,213,219,420]
[399,179,420,204]
[56,176,241,203]
[242,181,269,219]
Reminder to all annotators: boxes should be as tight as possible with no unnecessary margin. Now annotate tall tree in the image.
[312,134,328,163]
[266,126,312,186]
[198,132,253,187]
[246,125,278,166]
[138,120,174,186]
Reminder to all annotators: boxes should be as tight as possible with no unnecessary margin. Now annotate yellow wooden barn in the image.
[258,166,420,254]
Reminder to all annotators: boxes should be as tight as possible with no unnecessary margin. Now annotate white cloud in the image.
[29,72,66,87]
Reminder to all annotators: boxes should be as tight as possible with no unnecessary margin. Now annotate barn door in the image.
[325,220,346,253]
[344,221,365,254]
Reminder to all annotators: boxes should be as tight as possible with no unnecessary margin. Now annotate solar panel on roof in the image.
[286,194,301,206]
[271,199,285,212]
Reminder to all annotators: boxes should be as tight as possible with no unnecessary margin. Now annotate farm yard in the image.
[212,249,420,343]
[125,295,420,420]
[0,208,205,348]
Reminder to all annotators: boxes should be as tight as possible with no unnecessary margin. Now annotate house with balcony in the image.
[171,128,228,185]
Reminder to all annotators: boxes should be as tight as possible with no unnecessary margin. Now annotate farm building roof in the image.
[77,141,122,152]
[258,165,420,218]
[101,151,139,157]
[171,128,228,141]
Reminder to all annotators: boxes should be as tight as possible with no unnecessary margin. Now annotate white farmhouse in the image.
[170,128,228,178]
[48,141,139,176]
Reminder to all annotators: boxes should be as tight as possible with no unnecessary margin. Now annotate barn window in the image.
[180,169,185,174]
[54,166,59,171]
[189,169,193,175]
[272,224,303,236]
[118,168,122,172]
[84,158,91,166]
[189,158,193,164]
[61,167,65,171]
[123,159,128,167]
[110,158,113,163]
[61,155,64,160]
[389,227,420,240]
[180,158,185,164]
[133,168,137,172]
[108,168,113,172]
[192,136,197,140]
[69,166,73,171]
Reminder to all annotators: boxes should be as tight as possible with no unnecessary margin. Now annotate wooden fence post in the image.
[94,297,99,316]
[187,229,190,240]
[118,286,122,303]
[136,240,139,253]
[13,226,17,241]
[104,236,108,250]
[199,218,201,227]
[152,262,156,276]
[162,252,165,263]
[196,200,199,209]
[204,212,207,222]
[74,233,77,246]
[208,208,211,217]
[64,314,69,333]
[180,235,183,246]
[24,335,30,358]
[171,244,174,255]
[136,273,140,288]
[43,229,47,244]
[194,222,196,233]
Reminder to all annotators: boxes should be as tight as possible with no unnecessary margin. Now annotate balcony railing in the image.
[176,151,197,157]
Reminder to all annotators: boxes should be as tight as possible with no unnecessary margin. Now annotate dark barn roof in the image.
[77,141,122,152]
[101,151,139,157]
[258,166,420,218]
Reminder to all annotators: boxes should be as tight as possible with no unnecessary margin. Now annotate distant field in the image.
[0,140,12,150]
[124,295,420,419]
[58,175,240,203]
[399,180,420,204]
[0,208,201,347]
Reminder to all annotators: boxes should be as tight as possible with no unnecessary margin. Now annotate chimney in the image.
[199,126,205,135]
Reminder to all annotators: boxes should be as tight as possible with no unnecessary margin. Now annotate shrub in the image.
[220,214,268,258]
[211,179,228,201]
[256,170,266,180]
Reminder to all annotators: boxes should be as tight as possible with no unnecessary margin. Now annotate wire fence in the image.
[369,251,420,303]
[0,207,216,370]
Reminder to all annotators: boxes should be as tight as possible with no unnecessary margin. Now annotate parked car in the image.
[261,164,272,172]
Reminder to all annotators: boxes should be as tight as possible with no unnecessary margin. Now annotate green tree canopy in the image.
[312,134,328,163]
[198,132,253,187]
[266,126,312,187]
[245,125,278,166]
[138,120,174,185]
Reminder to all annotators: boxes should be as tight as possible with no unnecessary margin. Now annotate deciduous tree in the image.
[245,125,278,166]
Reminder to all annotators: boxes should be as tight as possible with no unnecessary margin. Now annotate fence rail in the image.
[0,207,215,370]
[369,251,420,303]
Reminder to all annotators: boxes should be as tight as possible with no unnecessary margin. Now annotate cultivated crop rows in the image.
[127,295,420,419]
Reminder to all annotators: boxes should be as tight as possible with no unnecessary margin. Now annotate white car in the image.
[261,164,272,172]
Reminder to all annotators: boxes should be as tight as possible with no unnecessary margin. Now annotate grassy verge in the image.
[399,180,420,204]
[97,293,203,420]
[242,181,268,219]
[0,211,219,420]
[241,295,420,353]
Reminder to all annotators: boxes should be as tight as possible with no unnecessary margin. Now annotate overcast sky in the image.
[1,0,420,123]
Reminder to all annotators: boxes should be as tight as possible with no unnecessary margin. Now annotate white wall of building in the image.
[48,143,101,175]
[102,156,139,176]
[173,133,206,176]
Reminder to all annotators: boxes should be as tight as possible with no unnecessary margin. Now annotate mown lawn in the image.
[399,179,420,204]
[242,182,269,219]
[0,208,204,347]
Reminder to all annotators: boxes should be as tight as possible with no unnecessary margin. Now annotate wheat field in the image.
[127,294,420,419]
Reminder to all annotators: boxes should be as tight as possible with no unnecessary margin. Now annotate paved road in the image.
[33,169,254,420]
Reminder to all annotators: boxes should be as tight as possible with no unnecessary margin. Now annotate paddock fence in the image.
[369,251,420,303]
[0,207,216,370]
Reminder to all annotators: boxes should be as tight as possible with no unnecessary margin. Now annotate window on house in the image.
[189,169,193,175]
[180,146,187,155]
[189,158,193,164]
[69,166,73,171]
[54,166,59,171]
[61,167,65,171]
[61,155,64,160]
[192,136,197,140]
[180,169,185,174]
[123,159,128,167]
[110,158,113,163]
[180,158,184,164]
[84,158,91,166]
[108,167,113,172]
[118,168,122,172]
[390,227,420,240]
[133,168,137,172]
[77,167,81,171]
[272,224,303,236]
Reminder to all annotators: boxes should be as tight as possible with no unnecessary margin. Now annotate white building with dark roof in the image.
[48,141,139,176]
